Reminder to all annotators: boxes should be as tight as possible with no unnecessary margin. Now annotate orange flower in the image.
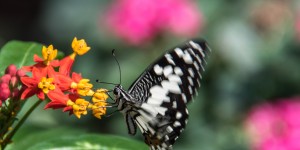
[22,45,59,75]
[19,37,109,119]
[20,68,48,100]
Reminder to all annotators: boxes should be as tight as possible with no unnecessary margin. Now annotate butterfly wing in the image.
[128,39,211,149]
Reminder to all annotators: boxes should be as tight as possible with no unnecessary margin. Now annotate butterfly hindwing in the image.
[127,39,210,149]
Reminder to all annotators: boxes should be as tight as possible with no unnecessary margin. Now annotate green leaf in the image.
[7,127,148,150]
[0,41,43,75]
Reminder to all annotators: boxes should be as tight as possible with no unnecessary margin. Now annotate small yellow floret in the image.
[38,77,55,94]
[77,79,93,96]
[92,89,109,103]
[72,98,90,119]
[71,37,91,56]
[91,102,107,119]
[42,45,57,65]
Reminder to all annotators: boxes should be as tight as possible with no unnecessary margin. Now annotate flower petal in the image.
[59,56,74,76]
[20,87,38,100]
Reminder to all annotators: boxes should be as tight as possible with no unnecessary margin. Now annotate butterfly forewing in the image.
[126,39,210,149]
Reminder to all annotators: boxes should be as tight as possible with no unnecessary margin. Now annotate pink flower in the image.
[244,97,300,150]
[104,0,203,46]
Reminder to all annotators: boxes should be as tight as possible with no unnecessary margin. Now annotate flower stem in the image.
[1,100,42,150]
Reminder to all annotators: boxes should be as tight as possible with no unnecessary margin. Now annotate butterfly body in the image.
[112,39,210,150]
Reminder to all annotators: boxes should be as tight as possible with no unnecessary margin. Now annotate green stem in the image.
[1,100,42,150]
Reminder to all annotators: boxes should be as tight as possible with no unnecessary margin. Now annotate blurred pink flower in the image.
[244,97,300,150]
[104,0,203,46]
[296,13,300,41]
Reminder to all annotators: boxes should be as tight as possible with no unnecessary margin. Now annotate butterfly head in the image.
[113,84,123,98]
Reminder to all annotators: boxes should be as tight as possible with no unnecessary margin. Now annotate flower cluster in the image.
[0,65,25,106]
[104,0,203,45]
[244,97,300,150]
[20,37,108,119]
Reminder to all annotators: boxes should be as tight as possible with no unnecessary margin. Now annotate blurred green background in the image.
[1,0,300,149]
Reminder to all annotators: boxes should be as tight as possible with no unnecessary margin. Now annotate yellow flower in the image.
[38,77,55,94]
[90,102,107,119]
[71,79,94,96]
[69,99,90,119]
[42,45,57,65]
[92,89,109,103]
[72,37,90,56]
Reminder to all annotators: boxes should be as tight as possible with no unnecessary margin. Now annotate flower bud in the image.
[0,83,10,101]
[10,76,18,87]
[17,69,26,77]
[5,64,17,76]
[0,74,11,84]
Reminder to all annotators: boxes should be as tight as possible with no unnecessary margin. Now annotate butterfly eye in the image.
[113,88,119,96]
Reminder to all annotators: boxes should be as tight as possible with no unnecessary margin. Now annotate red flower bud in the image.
[0,83,10,101]
[10,76,18,87]
[5,64,17,76]
[17,69,26,77]
[0,74,11,84]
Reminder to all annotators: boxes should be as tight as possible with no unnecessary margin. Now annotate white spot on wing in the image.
[154,106,168,115]
[189,41,205,57]
[175,48,184,57]
[181,94,187,103]
[199,49,205,57]
[168,75,182,84]
[173,121,181,127]
[195,55,202,64]
[188,68,194,77]
[161,80,181,94]
[175,136,179,140]
[141,103,157,116]
[193,61,199,70]
[149,86,170,105]
[165,54,175,65]
[154,64,163,75]
[162,143,168,148]
[197,79,201,87]
[174,67,183,76]
[176,112,182,119]
[188,76,194,86]
[172,101,177,108]
[189,86,193,94]
[163,65,173,77]
[185,108,189,114]
[147,97,169,105]
[164,135,169,141]
[183,50,193,64]
[166,126,173,133]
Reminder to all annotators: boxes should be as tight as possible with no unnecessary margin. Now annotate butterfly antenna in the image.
[95,80,118,85]
[112,49,121,85]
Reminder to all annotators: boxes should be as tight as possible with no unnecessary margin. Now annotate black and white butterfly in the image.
[112,39,210,150]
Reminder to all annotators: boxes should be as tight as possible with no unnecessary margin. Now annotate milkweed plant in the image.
[0,38,111,149]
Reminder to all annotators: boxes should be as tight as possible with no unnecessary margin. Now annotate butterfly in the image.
[112,39,210,150]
